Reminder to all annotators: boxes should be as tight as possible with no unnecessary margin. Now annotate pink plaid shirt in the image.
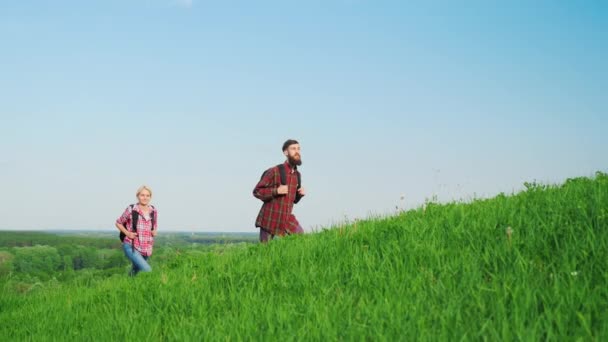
[116,204,158,256]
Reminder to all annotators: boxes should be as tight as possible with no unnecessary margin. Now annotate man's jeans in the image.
[259,225,304,243]
[122,242,152,276]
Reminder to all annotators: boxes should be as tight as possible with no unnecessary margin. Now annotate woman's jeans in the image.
[122,242,152,276]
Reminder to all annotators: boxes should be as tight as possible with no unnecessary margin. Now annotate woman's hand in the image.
[151,230,157,237]
[126,231,137,239]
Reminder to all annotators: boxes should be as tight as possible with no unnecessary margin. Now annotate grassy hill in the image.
[1,173,607,340]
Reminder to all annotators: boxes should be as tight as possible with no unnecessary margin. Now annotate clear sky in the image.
[1,0,606,231]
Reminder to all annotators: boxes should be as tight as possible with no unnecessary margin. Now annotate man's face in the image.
[284,144,302,166]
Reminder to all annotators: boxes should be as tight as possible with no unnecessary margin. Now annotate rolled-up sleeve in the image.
[153,209,158,230]
[116,207,131,226]
[253,167,277,202]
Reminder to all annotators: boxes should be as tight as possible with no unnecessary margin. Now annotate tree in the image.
[12,246,61,277]
[71,246,100,270]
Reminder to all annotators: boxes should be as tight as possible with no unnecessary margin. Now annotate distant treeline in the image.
[0,232,126,281]
[0,231,257,283]
[0,231,117,249]
[156,233,257,246]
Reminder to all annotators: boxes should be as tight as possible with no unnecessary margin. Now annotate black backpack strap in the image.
[129,204,139,252]
[150,205,156,231]
[294,171,303,204]
[130,204,139,234]
[297,172,301,189]
[279,164,303,204]
[277,164,287,185]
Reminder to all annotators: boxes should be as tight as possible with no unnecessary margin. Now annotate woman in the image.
[115,185,158,276]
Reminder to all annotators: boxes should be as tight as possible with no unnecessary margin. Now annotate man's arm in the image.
[294,171,305,203]
[294,187,305,204]
[253,167,278,202]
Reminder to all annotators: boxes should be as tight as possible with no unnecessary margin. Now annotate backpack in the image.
[119,204,156,242]
[260,164,302,203]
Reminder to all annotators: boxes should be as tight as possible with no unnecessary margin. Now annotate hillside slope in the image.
[1,173,607,340]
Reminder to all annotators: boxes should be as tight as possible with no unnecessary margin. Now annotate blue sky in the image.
[1,0,606,231]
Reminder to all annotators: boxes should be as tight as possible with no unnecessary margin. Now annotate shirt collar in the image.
[283,161,297,173]
[134,204,153,215]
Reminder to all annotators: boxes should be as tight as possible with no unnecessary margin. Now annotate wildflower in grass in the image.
[506,226,513,243]
[571,271,578,276]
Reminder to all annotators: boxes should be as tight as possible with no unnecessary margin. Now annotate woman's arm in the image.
[152,209,158,237]
[116,207,136,239]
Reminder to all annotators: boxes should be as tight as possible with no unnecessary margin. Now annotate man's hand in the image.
[276,185,288,195]
[298,187,306,196]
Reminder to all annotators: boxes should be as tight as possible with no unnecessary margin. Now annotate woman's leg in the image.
[122,243,152,275]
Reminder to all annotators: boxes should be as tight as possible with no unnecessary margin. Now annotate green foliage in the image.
[12,245,61,279]
[101,249,128,270]
[0,173,607,340]
[0,232,118,249]
[0,234,128,283]
[0,251,14,277]
[70,246,100,270]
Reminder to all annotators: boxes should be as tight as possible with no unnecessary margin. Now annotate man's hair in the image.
[282,139,299,152]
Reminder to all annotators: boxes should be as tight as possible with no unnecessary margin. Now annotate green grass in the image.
[1,173,607,340]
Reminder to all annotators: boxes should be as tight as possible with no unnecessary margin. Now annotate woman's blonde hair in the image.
[136,185,153,198]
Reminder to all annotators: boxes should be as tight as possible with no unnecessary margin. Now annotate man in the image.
[253,139,306,242]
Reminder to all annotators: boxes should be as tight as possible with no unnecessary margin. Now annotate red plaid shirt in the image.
[253,162,302,236]
[116,204,158,256]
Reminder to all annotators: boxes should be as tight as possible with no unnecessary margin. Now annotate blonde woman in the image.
[115,185,158,276]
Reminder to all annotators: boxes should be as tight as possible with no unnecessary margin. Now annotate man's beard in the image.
[288,154,302,166]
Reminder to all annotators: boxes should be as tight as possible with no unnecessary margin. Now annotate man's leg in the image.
[287,214,304,235]
[293,225,304,234]
[259,228,274,243]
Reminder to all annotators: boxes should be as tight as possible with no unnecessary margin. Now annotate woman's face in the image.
[138,189,151,205]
